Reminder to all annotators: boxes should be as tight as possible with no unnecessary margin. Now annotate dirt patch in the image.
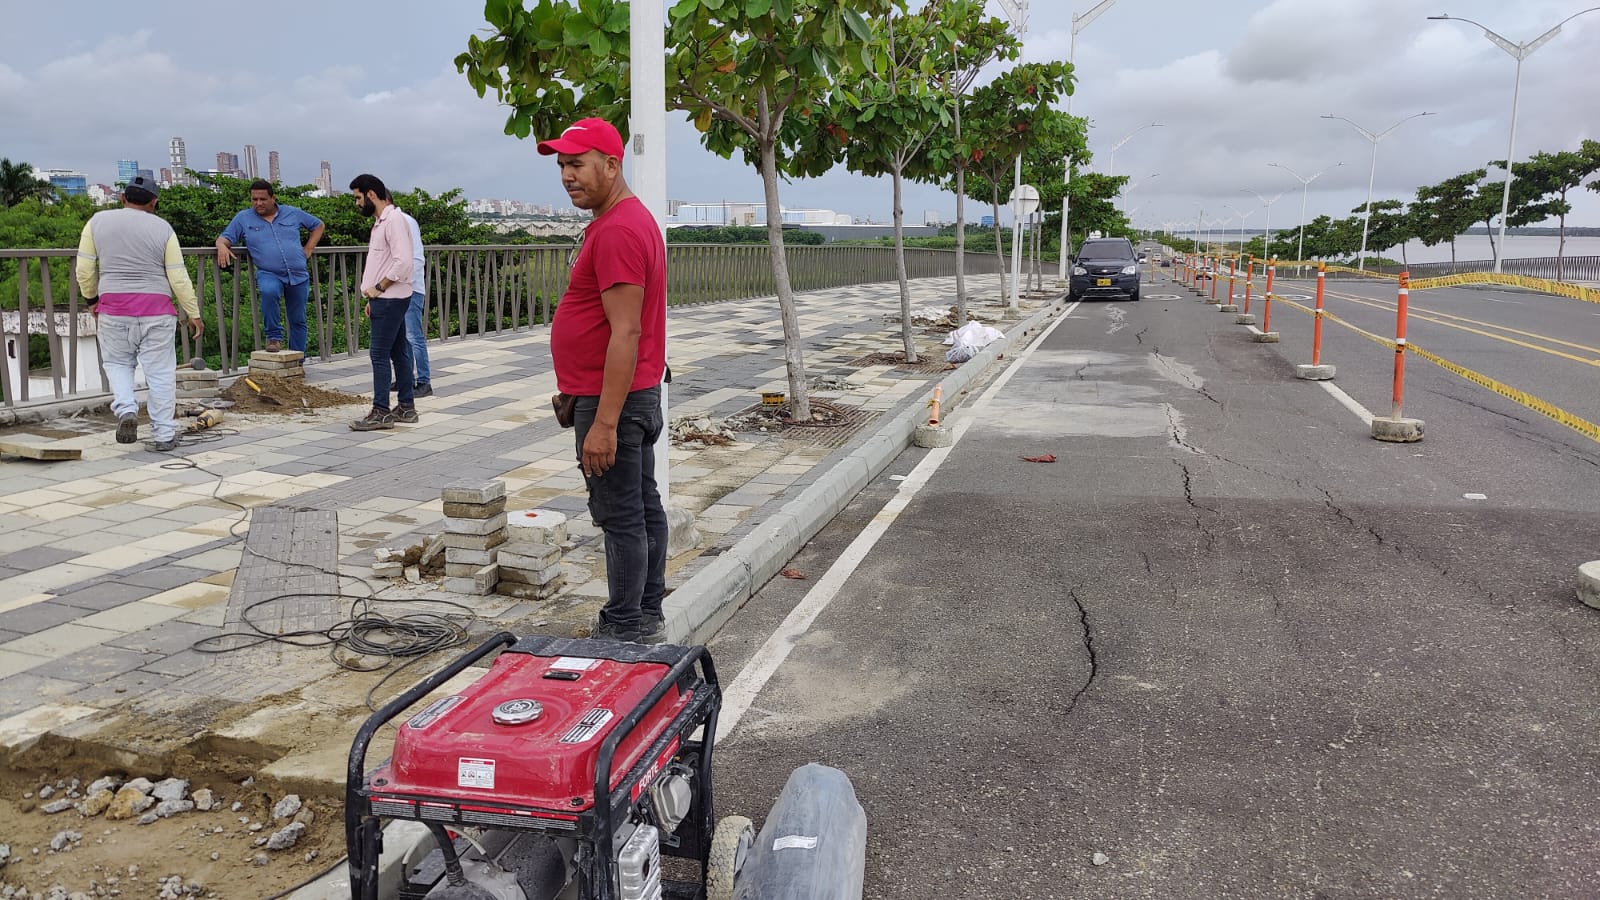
[0,765,344,900]
[220,375,367,415]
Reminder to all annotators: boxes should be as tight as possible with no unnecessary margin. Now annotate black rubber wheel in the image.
[706,815,754,900]
[1131,289,1141,301]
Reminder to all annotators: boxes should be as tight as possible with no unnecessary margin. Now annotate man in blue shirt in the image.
[215,180,325,353]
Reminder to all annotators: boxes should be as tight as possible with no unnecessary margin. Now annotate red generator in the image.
[345,633,749,900]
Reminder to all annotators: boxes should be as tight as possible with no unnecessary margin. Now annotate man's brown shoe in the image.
[265,339,283,353]
[349,407,395,431]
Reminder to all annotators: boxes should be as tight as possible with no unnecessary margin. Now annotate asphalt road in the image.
[705,284,1600,899]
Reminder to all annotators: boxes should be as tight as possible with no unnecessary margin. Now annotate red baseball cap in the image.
[536,117,625,159]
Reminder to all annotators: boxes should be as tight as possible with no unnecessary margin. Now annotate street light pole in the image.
[1107,122,1163,178]
[1321,112,1433,271]
[1224,205,1253,255]
[1427,9,1598,273]
[1242,189,1283,258]
[997,0,1028,309]
[1268,161,1344,264]
[1058,0,1120,282]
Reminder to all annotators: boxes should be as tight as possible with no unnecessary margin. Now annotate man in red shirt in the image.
[540,117,668,644]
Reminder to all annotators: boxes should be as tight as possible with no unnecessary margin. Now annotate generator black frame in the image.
[345,632,723,900]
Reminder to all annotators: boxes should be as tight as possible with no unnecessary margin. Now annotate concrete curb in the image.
[669,298,1068,645]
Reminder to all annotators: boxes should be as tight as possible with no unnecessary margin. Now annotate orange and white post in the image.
[1210,256,1219,302]
[928,383,942,426]
[1242,256,1254,314]
[1261,257,1276,333]
[1312,261,1327,365]
[1391,273,1409,420]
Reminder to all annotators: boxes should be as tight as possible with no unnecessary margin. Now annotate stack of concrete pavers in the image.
[248,348,306,380]
[440,481,508,596]
[175,365,220,401]
[494,509,568,600]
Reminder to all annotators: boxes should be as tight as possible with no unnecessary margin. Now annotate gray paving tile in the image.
[0,544,79,570]
[140,649,216,677]
[55,580,162,612]
[0,672,83,717]
[107,620,223,655]
[69,669,181,707]
[0,601,92,635]
[29,644,159,683]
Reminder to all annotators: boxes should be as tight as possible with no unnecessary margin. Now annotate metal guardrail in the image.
[1371,254,1600,282]
[0,243,997,409]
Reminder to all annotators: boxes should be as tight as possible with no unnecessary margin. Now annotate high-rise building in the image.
[316,160,333,196]
[136,168,154,183]
[159,167,174,186]
[268,150,280,183]
[216,151,240,176]
[35,169,89,197]
[168,137,189,186]
[116,159,138,186]
[243,144,258,179]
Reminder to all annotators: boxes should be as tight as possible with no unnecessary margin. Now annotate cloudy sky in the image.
[4,0,1597,233]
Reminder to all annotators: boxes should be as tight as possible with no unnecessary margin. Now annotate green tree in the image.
[1411,168,1486,271]
[1506,142,1600,280]
[0,158,57,207]
[907,0,1017,324]
[825,0,966,362]
[455,0,896,421]
[1360,199,1413,266]
[955,61,1076,300]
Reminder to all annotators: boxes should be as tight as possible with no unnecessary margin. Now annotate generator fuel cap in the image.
[492,698,544,725]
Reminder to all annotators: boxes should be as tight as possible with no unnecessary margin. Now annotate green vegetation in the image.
[667,226,823,245]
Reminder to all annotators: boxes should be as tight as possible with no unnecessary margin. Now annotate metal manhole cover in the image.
[846,352,958,375]
[726,400,879,449]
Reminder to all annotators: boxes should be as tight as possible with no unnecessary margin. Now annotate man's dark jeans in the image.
[574,386,666,631]
[368,298,413,411]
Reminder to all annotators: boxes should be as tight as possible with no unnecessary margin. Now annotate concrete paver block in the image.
[1235,314,1256,325]
[442,512,507,536]
[498,541,561,570]
[1218,304,1239,313]
[499,562,564,586]
[441,481,506,504]
[441,530,508,551]
[912,424,952,448]
[442,497,507,519]
[1295,364,1336,381]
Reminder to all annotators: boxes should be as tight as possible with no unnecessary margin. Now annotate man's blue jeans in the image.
[257,271,309,352]
[368,298,413,411]
[405,291,431,384]
[574,386,666,631]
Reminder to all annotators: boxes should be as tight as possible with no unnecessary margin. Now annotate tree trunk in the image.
[991,188,1007,302]
[1484,218,1497,263]
[1557,191,1568,282]
[759,131,811,421]
[1449,238,1457,272]
[891,162,916,363]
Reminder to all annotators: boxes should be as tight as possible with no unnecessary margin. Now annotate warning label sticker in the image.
[458,757,496,790]
[551,656,601,672]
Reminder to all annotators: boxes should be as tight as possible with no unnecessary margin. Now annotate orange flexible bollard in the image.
[929,383,942,425]
[1210,257,1219,301]
[1312,261,1327,365]
[1262,258,1276,333]
[1227,257,1236,303]
[1392,272,1409,419]
[1243,256,1254,313]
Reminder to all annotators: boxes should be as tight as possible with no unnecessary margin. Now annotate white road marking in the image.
[1318,380,1375,427]
[716,301,1083,741]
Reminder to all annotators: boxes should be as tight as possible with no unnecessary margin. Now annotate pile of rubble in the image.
[670,415,738,449]
[3,773,320,900]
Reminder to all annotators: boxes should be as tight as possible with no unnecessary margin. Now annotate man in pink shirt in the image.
[347,173,417,431]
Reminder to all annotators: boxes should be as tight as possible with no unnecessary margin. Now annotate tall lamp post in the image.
[1058,0,1120,281]
[1242,189,1283,258]
[1224,204,1254,255]
[1322,111,1434,271]
[1427,8,1599,273]
[1269,161,1344,265]
[997,0,1028,309]
[1107,122,1163,178]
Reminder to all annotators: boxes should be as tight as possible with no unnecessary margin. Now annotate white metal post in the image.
[631,0,670,502]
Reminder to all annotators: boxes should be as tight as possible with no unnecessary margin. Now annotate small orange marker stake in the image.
[928,383,942,425]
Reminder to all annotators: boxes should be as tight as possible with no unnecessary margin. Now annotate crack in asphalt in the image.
[1063,587,1099,717]
[1134,327,1148,345]
[1152,351,1223,406]
[1427,387,1600,468]
[1073,361,1091,380]
[1173,459,1220,553]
